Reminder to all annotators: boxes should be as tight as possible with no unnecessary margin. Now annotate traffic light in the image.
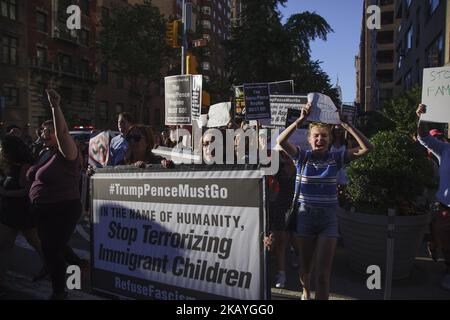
[165,20,181,48]
[186,52,198,74]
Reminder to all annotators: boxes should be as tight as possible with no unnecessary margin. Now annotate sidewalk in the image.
[2,243,450,300]
[269,242,450,300]
[1,271,103,300]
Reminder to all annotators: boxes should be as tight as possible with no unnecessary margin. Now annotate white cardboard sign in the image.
[307,93,341,125]
[421,67,450,123]
[207,102,231,128]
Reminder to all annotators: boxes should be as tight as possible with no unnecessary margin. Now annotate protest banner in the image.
[244,83,270,120]
[207,102,231,128]
[307,93,341,124]
[270,95,307,127]
[165,75,192,125]
[268,80,294,95]
[191,75,202,121]
[89,131,111,167]
[91,167,267,300]
[421,66,450,123]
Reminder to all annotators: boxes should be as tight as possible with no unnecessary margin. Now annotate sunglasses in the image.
[126,134,142,142]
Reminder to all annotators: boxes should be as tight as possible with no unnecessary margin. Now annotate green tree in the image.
[380,85,422,136]
[99,0,171,120]
[224,1,337,101]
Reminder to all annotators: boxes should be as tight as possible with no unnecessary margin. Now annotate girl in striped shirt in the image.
[277,102,373,300]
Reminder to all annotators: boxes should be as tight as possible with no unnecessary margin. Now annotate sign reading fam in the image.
[421,66,450,123]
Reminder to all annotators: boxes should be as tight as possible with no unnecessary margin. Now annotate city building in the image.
[230,0,243,27]
[394,0,448,93]
[1,0,29,134]
[196,0,231,85]
[27,0,97,131]
[356,0,400,112]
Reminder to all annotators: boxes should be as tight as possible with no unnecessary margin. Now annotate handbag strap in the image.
[292,150,308,205]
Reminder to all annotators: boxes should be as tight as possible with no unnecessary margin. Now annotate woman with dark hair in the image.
[122,124,173,168]
[26,89,82,299]
[0,135,46,294]
[330,125,353,207]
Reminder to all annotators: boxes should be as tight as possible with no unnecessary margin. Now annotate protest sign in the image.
[268,80,294,95]
[421,66,450,123]
[191,75,202,121]
[307,93,341,124]
[243,83,270,120]
[341,104,357,125]
[233,86,245,118]
[91,168,266,300]
[207,102,231,128]
[270,95,307,127]
[165,75,192,125]
[89,131,110,167]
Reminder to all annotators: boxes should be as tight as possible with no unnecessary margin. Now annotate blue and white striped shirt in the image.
[294,147,346,207]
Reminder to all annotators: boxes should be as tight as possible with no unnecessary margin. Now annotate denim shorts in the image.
[294,203,340,238]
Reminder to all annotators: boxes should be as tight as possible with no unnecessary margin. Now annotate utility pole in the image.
[181,0,187,75]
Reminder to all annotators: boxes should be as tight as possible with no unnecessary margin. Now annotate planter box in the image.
[338,210,430,280]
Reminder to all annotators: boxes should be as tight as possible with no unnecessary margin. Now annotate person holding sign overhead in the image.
[416,104,450,291]
[276,101,373,300]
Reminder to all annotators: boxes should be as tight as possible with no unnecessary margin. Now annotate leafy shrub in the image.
[346,130,434,215]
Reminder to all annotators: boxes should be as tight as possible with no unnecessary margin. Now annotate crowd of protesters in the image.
[0,88,449,300]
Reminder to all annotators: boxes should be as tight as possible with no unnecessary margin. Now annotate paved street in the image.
[2,216,450,300]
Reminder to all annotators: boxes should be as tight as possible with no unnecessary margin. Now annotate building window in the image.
[406,25,413,50]
[1,0,16,20]
[202,20,211,29]
[36,12,47,33]
[426,33,444,67]
[404,69,412,90]
[155,108,161,125]
[115,103,123,114]
[99,101,108,120]
[101,7,109,22]
[80,0,89,16]
[81,89,89,108]
[3,86,18,106]
[396,43,404,69]
[406,0,412,8]
[57,53,72,72]
[80,59,89,76]
[1,36,18,65]
[116,74,124,89]
[202,34,211,41]
[201,61,210,70]
[201,6,211,15]
[59,87,72,106]
[36,47,47,65]
[80,29,89,46]
[429,0,440,16]
[101,62,108,83]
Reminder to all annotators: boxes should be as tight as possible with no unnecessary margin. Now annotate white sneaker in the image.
[275,271,286,288]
